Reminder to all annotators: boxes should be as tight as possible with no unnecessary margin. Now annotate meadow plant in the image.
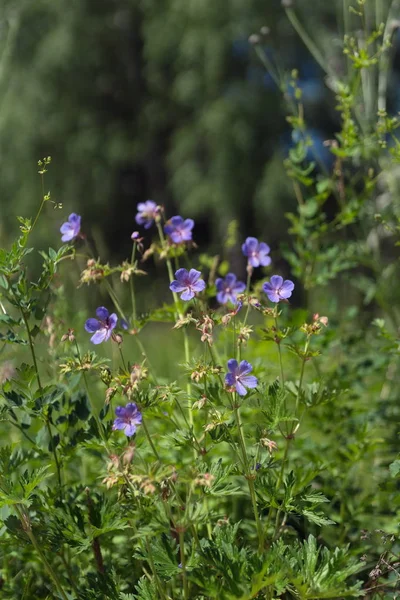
[1,2,400,599]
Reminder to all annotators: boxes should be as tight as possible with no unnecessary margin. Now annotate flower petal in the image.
[270,275,283,289]
[115,406,127,418]
[85,318,101,333]
[227,358,238,373]
[170,216,184,227]
[225,373,235,387]
[183,218,194,231]
[243,237,258,253]
[170,280,186,293]
[235,380,247,396]
[188,268,201,283]
[180,288,194,301]
[124,423,137,437]
[112,418,126,430]
[192,279,205,293]
[96,306,110,320]
[238,360,253,376]
[233,280,246,293]
[125,403,139,416]
[240,375,258,389]
[258,242,270,255]
[259,254,272,267]
[175,268,189,284]
[90,328,108,344]
[108,313,118,330]
[281,279,295,293]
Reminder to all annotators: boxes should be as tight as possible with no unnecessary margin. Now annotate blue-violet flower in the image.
[85,307,118,344]
[170,268,205,301]
[225,359,258,396]
[60,213,81,242]
[242,237,271,268]
[112,403,142,437]
[263,275,294,303]
[164,216,194,244]
[135,200,159,229]
[215,273,246,305]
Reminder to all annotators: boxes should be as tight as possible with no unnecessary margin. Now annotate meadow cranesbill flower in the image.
[164,216,194,243]
[215,273,246,305]
[112,403,142,437]
[60,213,81,242]
[225,359,258,396]
[170,268,205,301]
[263,275,294,303]
[242,237,271,268]
[85,307,118,344]
[135,200,159,229]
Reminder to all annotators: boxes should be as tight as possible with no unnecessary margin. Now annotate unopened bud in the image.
[248,34,261,45]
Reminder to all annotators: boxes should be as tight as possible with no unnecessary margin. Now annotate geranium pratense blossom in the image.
[216,273,246,305]
[164,216,194,243]
[60,213,81,242]
[225,359,258,396]
[85,307,118,344]
[263,275,294,303]
[242,237,271,268]
[135,200,158,229]
[170,268,205,301]
[112,403,142,437]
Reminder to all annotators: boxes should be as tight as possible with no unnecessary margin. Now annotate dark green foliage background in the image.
[0,0,339,256]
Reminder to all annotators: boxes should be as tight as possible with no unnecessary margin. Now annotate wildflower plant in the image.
[1,3,400,598]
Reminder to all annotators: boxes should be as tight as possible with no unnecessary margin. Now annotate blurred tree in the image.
[0,0,338,261]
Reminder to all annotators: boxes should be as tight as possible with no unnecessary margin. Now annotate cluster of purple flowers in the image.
[60,201,298,439]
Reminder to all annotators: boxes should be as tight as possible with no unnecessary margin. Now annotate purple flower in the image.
[164,216,194,244]
[242,237,271,268]
[120,318,130,330]
[112,403,142,437]
[225,359,258,396]
[60,213,81,242]
[170,268,205,301]
[215,273,246,305]
[135,200,159,229]
[263,275,294,303]
[85,307,118,344]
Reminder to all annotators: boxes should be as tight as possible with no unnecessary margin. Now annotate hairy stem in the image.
[16,505,70,600]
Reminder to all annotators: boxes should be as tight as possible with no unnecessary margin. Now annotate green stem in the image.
[233,401,263,552]
[118,345,127,372]
[104,279,157,383]
[141,415,160,461]
[179,529,189,600]
[15,505,70,600]
[145,537,168,600]
[18,304,62,490]
[272,438,291,539]
[75,341,106,442]
[156,222,193,427]
[130,242,137,323]
[285,7,336,80]
[31,172,47,233]
[274,317,285,389]
[294,337,310,421]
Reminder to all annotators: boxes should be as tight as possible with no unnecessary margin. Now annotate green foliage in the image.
[1,2,400,599]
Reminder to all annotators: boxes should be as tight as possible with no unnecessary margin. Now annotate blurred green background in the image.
[0,0,345,262]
